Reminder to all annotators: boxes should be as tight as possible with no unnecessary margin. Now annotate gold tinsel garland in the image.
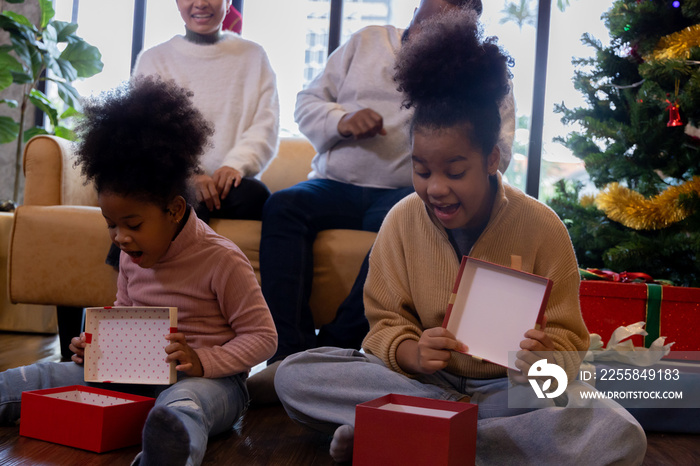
[594,177,700,230]
[645,24,700,61]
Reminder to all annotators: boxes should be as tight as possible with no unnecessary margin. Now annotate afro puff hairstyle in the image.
[446,0,482,16]
[74,76,213,209]
[394,7,512,156]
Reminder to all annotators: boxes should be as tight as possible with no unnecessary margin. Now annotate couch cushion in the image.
[310,229,376,327]
[209,219,262,281]
[260,137,316,193]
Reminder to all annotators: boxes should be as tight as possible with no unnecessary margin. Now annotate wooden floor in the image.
[0,331,698,465]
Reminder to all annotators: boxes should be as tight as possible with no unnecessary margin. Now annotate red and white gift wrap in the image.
[579,281,700,352]
[84,306,178,384]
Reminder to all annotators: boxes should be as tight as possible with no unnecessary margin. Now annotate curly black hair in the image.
[394,7,512,156]
[446,0,482,16]
[74,76,213,208]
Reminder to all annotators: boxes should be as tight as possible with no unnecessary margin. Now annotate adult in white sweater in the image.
[256,0,513,374]
[132,0,279,223]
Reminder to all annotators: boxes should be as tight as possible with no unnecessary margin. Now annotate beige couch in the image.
[9,135,377,328]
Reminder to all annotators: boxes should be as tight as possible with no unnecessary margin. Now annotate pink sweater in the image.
[116,210,277,378]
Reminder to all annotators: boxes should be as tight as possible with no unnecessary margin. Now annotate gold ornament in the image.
[594,177,700,230]
[645,24,700,62]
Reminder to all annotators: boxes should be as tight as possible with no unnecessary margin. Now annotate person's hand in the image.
[165,333,204,377]
[212,166,243,201]
[69,332,87,365]
[193,173,221,211]
[337,108,387,139]
[510,316,556,384]
[397,327,468,375]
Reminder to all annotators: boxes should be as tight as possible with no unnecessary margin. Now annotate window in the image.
[53,0,136,98]
[52,0,615,197]
[538,0,613,200]
[244,1,331,136]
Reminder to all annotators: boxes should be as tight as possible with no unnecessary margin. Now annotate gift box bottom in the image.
[353,394,478,466]
[20,385,155,453]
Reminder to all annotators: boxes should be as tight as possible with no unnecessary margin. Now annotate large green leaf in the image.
[59,106,80,119]
[43,22,59,50]
[0,49,23,90]
[1,10,35,30]
[0,99,19,108]
[28,46,45,81]
[60,41,103,78]
[23,126,49,142]
[8,36,32,71]
[54,125,76,141]
[51,21,79,43]
[39,0,55,29]
[54,79,82,110]
[10,70,33,84]
[28,89,58,127]
[0,116,20,144]
[49,56,78,82]
[0,13,36,43]
[0,45,22,69]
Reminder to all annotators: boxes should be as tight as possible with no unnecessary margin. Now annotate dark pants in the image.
[194,177,270,223]
[259,179,413,362]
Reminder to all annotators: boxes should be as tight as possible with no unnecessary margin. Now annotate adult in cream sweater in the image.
[133,1,279,223]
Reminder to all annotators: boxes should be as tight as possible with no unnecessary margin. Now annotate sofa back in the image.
[22,135,317,207]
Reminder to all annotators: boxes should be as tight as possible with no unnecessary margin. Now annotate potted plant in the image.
[0,0,103,208]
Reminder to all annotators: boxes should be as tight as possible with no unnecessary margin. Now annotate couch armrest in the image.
[9,205,117,307]
[23,135,98,206]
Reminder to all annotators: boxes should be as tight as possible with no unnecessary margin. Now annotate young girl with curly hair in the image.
[0,77,277,466]
[274,8,646,464]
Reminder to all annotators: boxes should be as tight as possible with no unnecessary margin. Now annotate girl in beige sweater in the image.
[274,7,646,465]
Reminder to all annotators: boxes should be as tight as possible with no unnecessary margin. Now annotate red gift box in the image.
[353,394,478,466]
[20,385,154,453]
[579,281,700,353]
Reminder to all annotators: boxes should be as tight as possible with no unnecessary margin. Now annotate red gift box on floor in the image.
[353,394,478,466]
[20,385,155,453]
[579,281,700,353]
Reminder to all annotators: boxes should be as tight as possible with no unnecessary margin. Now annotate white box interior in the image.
[377,403,458,419]
[44,390,135,407]
[84,307,177,384]
[444,258,550,370]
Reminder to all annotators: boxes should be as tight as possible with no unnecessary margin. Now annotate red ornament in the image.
[666,99,683,127]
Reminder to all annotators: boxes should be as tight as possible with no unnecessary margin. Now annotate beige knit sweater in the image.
[363,174,589,381]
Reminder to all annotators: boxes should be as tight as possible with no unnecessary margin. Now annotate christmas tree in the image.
[549,0,700,287]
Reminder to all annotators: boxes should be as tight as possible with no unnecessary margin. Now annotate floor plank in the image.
[0,331,698,465]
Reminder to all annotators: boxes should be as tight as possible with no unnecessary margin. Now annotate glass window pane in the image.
[479,1,538,193]
[53,0,135,98]
[540,0,613,201]
[340,0,420,41]
[143,0,187,50]
[244,1,331,136]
